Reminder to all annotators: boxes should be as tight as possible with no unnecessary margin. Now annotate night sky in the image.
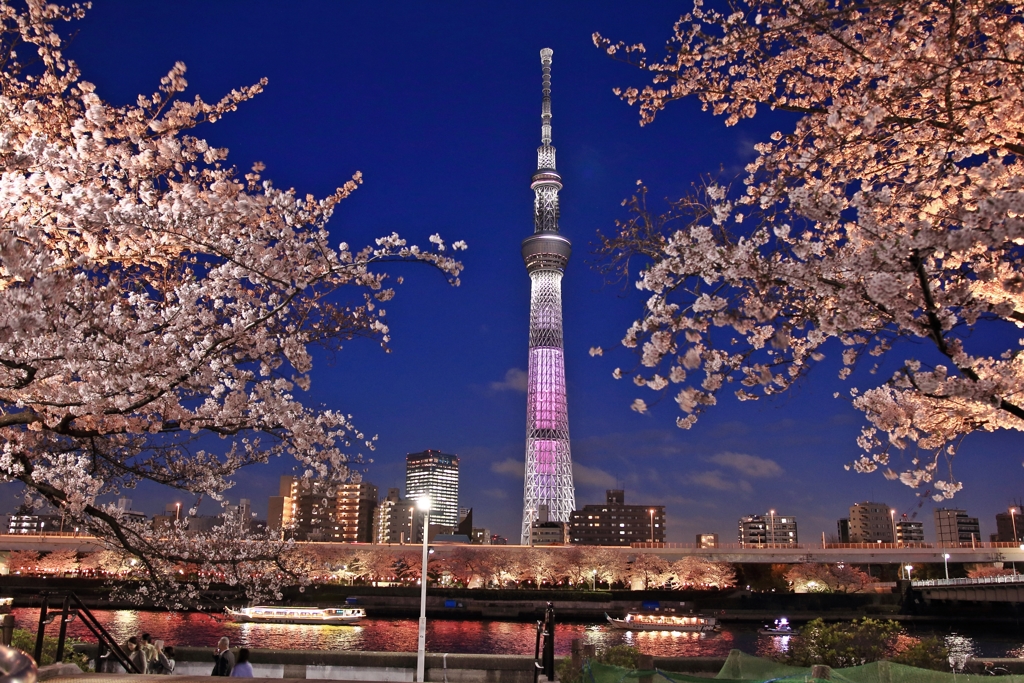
[2,1,1021,543]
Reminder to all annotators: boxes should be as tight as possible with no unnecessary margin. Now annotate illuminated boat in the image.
[225,606,365,625]
[759,617,799,636]
[605,611,719,632]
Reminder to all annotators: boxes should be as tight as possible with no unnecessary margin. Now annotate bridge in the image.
[909,574,1024,603]
[1,533,1022,565]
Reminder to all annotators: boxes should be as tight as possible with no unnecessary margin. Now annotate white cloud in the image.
[491,458,524,478]
[706,451,783,478]
[489,368,528,393]
[573,462,617,488]
[482,488,508,500]
[688,470,738,491]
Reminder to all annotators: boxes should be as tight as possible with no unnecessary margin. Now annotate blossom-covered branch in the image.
[595,0,1024,497]
[0,1,465,604]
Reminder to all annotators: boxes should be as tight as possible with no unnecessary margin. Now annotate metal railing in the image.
[912,574,1024,588]
[629,541,1022,550]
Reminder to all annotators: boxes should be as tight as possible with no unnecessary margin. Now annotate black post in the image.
[33,593,49,664]
[542,602,555,681]
[54,595,71,663]
[1,614,14,647]
[533,618,543,683]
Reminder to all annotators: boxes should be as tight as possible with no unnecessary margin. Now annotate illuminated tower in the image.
[520,48,575,545]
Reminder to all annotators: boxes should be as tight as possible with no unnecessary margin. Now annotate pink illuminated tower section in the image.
[520,48,575,545]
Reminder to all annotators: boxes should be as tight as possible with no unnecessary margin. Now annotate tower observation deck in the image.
[520,48,575,545]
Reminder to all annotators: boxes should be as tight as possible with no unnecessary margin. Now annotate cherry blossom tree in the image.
[0,2,463,605]
[626,553,671,589]
[594,0,1024,497]
[671,556,736,588]
[38,548,79,575]
[6,549,40,573]
[786,562,871,593]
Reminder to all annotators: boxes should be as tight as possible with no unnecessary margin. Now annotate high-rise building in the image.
[374,488,422,544]
[739,513,798,545]
[405,450,459,528]
[848,501,895,543]
[269,475,377,542]
[334,482,378,543]
[520,49,576,545]
[934,508,981,545]
[568,490,665,546]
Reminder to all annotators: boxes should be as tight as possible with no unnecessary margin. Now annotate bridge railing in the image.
[912,574,1024,587]
[629,541,1023,550]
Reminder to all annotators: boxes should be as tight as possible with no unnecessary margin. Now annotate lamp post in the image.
[1012,507,1019,543]
[416,496,431,683]
[890,509,898,546]
[905,564,913,582]
[649,509,655,543]
[591,569,597,591]
[943,553,950,580]
[769,509,775,548]
[175,502,181,521]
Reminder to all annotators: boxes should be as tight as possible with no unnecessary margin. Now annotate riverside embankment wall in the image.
[76,647,727,682]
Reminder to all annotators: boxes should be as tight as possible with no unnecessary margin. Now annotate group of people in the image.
[212,637,253,678]
[121,633,175,674]
[120,634,253,677]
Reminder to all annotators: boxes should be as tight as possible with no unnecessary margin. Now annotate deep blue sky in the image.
[3,1,1020,543]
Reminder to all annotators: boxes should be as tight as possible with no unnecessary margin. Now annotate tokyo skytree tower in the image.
[520,48,575,545]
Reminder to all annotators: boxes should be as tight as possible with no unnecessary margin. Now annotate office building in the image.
[995,507,1023,542]
[738,512,798,545]
[696,533,719,549]
[530,504,568,546]
[7,514,62,534]
[837,518,851,543]
[934,508,981,545]
[568,490,665,546]
[406,450,459,528]
[848,501,895,543]
[896,520,924,543]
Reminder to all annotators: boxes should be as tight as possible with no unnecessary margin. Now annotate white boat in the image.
[605,611,719,632]
[226,606,366,625]
[759,617,800,636]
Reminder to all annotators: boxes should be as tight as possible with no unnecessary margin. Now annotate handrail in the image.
[912,575,1024,588]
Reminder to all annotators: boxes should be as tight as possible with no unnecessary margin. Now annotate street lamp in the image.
[905,564,913,582]
[890,509,898,546]
[415,496,431,683]
[769,509,775,548]
[649,509,655,543]
[175,502,181,521]
[1011,507,1019,543]
[591,569,597,591]
[943,553,950,580]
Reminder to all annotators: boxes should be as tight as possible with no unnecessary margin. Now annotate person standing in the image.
[140,633,158,669]
[212,637,234,676]
[229,648,253,678]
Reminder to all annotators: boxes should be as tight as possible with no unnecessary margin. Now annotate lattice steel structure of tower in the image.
[520,48,575,545]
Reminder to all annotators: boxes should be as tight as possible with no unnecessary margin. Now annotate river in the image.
[12,609,1024,660]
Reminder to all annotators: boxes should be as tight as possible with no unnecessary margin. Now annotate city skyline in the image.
[1,0,1021,545]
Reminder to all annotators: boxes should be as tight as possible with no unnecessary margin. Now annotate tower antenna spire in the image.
[520,48,575,545]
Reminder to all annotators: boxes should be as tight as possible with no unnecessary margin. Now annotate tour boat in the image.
[605,611,719,632]
[759,617,800,636]
[226,606,366,625]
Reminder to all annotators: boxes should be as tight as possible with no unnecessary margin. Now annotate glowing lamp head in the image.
[943,553,950,559]
[417,496,431,512]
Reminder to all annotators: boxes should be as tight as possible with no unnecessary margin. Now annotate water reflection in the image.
[10,609,1024,659]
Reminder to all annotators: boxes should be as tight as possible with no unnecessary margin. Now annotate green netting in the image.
[581,650,1024,683]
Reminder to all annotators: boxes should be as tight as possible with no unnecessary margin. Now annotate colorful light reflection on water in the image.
[11,609,1024,659]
